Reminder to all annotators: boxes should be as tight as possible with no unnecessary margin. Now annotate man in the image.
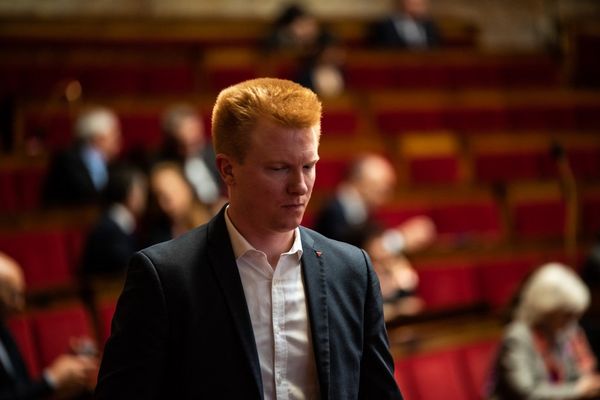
[80,164,147,278]
[0,252,97,399]
[42,106,121,207]
[314,153,436,255]
[96,78,402,399]
[368,0,440,49]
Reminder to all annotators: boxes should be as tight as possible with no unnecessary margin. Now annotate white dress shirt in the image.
[225,210,320,400]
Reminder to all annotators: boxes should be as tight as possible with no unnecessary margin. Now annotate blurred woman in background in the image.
[144,161,211,246]
[488,262,600,400]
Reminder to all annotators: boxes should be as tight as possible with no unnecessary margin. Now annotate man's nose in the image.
[288,169,308,195]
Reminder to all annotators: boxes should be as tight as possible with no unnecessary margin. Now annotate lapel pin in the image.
[315,251,323,257]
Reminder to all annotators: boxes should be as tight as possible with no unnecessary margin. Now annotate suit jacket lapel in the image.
[206,208,263,398]
[300,229,331,400]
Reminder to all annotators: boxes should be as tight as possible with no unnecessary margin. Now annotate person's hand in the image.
[45,353,98,398]
[397,216,436,253]
[575,373,600,399]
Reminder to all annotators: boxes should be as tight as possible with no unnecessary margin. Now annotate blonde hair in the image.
[516,262,590,325]
[211,78,321,162]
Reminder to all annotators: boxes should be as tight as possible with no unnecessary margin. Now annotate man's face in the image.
[175,115,205,157]
[0,270,25,319]
[223,118,319,236]
[95,123,122,161]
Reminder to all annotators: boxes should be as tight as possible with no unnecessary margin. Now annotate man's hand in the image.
[397,216,436,253]
[45,353,98,398]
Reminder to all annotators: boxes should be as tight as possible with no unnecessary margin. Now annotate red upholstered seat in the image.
[119,111,163,154]
[513,199,566,239]
[474,151,545,183]
[97,300,118,346]
[416,261,481,311]
[313,159,350,192]
[408,157,460,184]
[0,169,18,213]
[409,349,472,400]
[431,200,502,239]
[376,109,445,133]
[476,256,538,309]
[0,230,74,290]
[394,358,418,400]
[460,339,499,400]
[23,110,73,152]
[30,303,95,367]
[582,193,600,238]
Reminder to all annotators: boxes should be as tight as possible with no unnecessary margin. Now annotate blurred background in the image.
[0,0,600,399]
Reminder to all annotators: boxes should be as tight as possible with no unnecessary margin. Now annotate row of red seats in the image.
[7,302,100,378]
[395,338,499,400]
[18,95,600,156]
[0,221,576,309]
[415,255,552,311]
[0,63,196,98]
[0,51,559,98]
[8,298,498,400]
[0,166,45,212]
[0,228,86,291]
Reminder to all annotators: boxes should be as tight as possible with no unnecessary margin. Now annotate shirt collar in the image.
[108,203,136,235]
[337,184,368,225]
[224,206,303,261]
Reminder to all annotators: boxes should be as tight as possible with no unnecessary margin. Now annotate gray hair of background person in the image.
[75,107,119,142]
[516,262,590,325]
[161,103,198,137]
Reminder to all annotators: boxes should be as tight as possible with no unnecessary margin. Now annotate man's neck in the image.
[226,207,295,268]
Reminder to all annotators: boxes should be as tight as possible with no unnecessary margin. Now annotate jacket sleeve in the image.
[94,252,169,400]
[0,377,52,400]
[358,249,404,400]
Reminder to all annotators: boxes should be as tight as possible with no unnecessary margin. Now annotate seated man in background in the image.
[314,154,434,319]
[488,262,600,400]
[80,164,147,279]
[368,0,440,49]
[0,252,97,399]
[314,153,436,255]
[42,107,122,208]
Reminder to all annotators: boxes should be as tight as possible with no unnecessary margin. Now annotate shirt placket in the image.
[272,271,288,400]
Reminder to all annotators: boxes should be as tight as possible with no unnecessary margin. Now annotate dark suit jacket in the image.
[314,196,377,249]
[42,146,99,208]
[80,212,137,277]
[368,16,440,49]
[0,323,52,400]
[95,207,402,399]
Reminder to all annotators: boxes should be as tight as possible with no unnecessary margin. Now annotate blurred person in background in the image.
[262,3,334,56]
[368,0,440,49]
[295,37,347,98]
[79,164,147,279]
[314,153,436,255]
[42,107,121,208]
[361,226,424,320]
[144,161,211,246]
[488,262,600,400]
[581,235,600,359]
[0,252,98,399]
[159,103,225,213]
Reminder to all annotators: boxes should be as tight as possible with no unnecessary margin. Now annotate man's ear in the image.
[216,154,235,185]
